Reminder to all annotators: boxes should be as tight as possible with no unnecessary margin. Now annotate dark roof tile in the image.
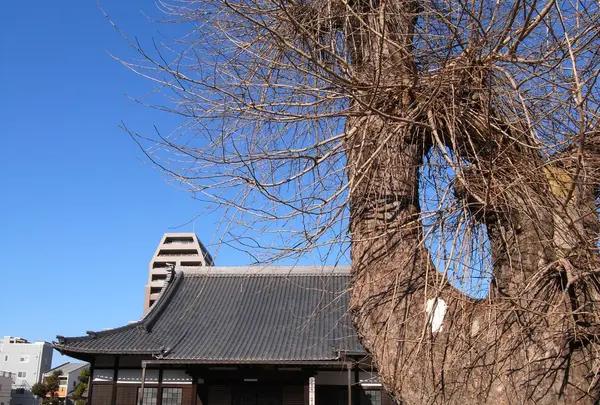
[55,269,364,363]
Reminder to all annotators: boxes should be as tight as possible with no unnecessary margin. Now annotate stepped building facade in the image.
[144,233,213,313]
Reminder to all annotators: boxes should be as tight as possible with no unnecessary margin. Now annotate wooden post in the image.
[139,363,147,405]
[88,360,95,405]
[190,369,198,405]
[111,357,119,405]
[353,368,360,405]
[347,364,352,405]
[157,369,163,405]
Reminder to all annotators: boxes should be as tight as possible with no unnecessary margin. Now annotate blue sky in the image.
[0,0,490,369]
[0,0,254,366]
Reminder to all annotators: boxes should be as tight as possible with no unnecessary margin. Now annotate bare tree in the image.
[110,0,600,403]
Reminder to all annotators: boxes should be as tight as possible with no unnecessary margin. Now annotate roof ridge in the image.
[143,270,184,332]
[44,362,69,374]
[183,272,351,278]
[56,269,182,346]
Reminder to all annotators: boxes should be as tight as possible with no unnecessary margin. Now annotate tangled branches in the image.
[112,0,600,403]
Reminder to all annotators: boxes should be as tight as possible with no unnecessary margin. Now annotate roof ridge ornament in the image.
[166,263,176,282]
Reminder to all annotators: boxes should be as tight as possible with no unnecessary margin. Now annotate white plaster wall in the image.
[65,366,87,393]
[115,370,159,384]
[358,372,381,387]
[115,370,191,384]
[93,369,114,382]
[314,371,381,386]
[161,370,192,384]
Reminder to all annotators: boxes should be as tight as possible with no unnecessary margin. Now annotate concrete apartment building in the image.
[42,362,88,402]
[143,233,213,313]
[0,371,13,405]
[0,336,53,405]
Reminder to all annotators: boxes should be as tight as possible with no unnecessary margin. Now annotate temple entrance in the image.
[231,385,280,405]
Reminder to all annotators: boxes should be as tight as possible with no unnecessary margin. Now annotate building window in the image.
[19,355,29,363]
[4,355,7,361]
[359,390,382,405]
[137,387,158,405]
[161,388,182,405]
[17,371,27,379]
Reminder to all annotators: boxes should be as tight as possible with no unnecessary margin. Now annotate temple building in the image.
[55,266,395,405]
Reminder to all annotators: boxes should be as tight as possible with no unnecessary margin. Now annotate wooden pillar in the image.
[139,363,147,405]
[111,357,119,405]
[347,364,352,405]
[190,370,198,405]
[88,360,96,405]
[156,369,164,405]
[304,381,309,405]
[353,368,360,405]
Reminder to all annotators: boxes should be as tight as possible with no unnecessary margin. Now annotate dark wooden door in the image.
[232,386,281,405]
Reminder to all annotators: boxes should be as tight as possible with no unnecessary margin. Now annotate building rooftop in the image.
[55,266,364,363]
[43,362,88,377]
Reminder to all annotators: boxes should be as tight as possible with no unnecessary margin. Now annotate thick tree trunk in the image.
[347,104,600,405]
[345,3,600,405]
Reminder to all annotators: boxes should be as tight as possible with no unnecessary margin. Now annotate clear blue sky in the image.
[0,0,485,369]
[0,0,255,366]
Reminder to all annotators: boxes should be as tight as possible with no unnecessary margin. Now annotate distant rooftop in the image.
[4,336,29,344]
[3,336,50,345]
[44,362,88,376]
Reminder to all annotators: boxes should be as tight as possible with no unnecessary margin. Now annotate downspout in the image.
[139,362,147,405]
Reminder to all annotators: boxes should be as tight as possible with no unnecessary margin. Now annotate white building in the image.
[0,337,53,405]
[42,362,88,402]
[0,371,13,405]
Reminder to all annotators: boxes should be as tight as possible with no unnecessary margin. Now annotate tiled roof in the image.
[55,267,364,363]
[44,362,88,376]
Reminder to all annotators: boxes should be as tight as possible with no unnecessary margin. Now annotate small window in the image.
[137,387,158,405]
[17,371,27,378]
[19,355,29,363]
[4,355,7,361]
[359,390,382,405]
[162,388,182,405]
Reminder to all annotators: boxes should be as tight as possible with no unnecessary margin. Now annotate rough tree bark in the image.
[346,2,600,404]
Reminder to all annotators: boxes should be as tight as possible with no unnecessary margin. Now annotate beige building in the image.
[143,233,213,313]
